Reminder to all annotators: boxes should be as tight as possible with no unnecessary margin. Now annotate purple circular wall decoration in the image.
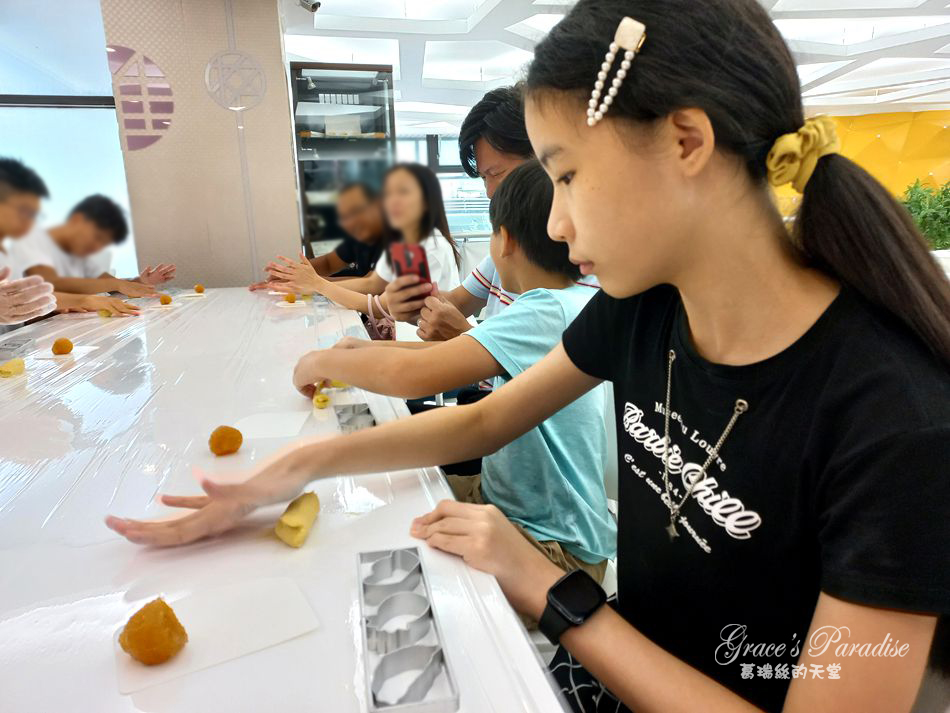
[107,45,174,151]
[204,51,267,112]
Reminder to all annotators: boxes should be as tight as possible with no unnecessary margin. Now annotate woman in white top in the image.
[268,163,461,316]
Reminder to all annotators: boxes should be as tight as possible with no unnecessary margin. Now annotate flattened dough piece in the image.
[275,492,320,548]
[0,358,25,377]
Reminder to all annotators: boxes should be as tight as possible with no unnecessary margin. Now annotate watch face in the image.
[550,570,606,625]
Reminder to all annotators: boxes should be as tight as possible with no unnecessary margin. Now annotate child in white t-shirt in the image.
[0,160,144,325]
[11,195,176,298]
[265,163,461,322]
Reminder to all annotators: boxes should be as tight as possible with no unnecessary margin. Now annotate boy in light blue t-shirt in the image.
[463,283,608,563]
[292,160,615,589]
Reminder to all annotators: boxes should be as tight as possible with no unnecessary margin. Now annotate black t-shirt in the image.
[333,236,382,278]
[562,285,950,712]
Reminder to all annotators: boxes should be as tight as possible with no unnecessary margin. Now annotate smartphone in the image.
[388,243,431,284]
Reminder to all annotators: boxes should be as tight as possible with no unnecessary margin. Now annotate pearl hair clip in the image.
[587,17,647,127]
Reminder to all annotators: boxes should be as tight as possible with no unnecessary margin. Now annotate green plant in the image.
[902,180,950,251]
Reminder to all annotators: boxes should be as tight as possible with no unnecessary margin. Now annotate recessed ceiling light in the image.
[308,0,491,22]
[772,0,927,10]
[423,41,533,83]
[775,17,950,45]
[506,14,564,42]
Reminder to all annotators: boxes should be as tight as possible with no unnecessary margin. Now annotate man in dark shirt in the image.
[321,182,385,278]
[251,182,384,289]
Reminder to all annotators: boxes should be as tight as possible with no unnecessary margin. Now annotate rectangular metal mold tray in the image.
[357,547,460,713]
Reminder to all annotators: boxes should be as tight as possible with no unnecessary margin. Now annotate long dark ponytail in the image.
[798,156,950,362]
[527,0,950,365]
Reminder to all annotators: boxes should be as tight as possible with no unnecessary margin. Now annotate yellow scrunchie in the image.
[766,116,841,193]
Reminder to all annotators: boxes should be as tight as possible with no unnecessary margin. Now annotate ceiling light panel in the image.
[815,57,950,83]
[772,0,927,10]
[312,0,490,21]
[775,17,950,45]
[803,58,950,100]
[284,36,401,79]
[423,41,533,83]
[506,14,564,42]
[395,101,471,114]
[797,61,856,85]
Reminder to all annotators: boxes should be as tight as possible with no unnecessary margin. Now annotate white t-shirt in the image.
[374,228,461,293]
[8,226,111,279]
[0,240,26,334]
[0,239,24,280]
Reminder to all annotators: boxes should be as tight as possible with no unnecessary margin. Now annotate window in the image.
[439,172,491,239]
[438,136,462,170]
[396,139,425,164]
[0,4,114,96]
[0,2,138,278]
[394,133,490,238]
[0,108,138,277]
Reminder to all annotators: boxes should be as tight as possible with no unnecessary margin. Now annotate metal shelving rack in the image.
[289,62,396,255]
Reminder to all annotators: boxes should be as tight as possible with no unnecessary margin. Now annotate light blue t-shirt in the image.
[462,255,600,391]
[465,285,616,563]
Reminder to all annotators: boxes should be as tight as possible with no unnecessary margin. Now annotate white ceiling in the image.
[281,0,950,137]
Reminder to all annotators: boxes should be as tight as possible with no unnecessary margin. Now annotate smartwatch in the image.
[538,569,607,645]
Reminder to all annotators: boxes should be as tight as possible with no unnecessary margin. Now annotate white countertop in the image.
[0,288,565,713]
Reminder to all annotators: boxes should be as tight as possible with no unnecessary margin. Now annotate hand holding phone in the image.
[388,243,431,284]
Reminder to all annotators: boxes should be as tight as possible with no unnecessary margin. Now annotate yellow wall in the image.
[774,110,950,215]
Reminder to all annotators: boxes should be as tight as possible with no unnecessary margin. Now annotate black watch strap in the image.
[538,602,573,645]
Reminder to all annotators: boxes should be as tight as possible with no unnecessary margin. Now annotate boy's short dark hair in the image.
[0,158,49,200]
[489,160,580,280]
[459,84,534,179]
[338,182,377,201]
[70,194,129,244]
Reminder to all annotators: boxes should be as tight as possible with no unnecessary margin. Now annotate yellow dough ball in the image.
[0,358,25,378]
[51,338,74,355]
[275,492,320,548]
[194,284,205,294]
[119,598,188,666]
[312,393,330,409]
[329,380,348,389]
[98,309,112,318]
[159,294,172,305]
[284,294,296,304]
[208,425,243,456]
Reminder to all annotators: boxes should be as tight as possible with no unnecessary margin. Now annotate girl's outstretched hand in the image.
[139,263,177,286]
[266,253,325,296]
[105,461,309,547]
[410,500,564,618]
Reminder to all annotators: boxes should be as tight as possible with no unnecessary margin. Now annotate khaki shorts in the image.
[444,474,608,629]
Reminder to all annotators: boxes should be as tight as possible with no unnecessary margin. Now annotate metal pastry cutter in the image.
[366,591,432,655]
[371,645,446,707]
[363,548,422,606]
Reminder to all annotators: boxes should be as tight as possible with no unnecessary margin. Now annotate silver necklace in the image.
[661,349,748,541]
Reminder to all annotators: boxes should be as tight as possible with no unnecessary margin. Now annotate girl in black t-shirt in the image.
[107,1,950,711]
